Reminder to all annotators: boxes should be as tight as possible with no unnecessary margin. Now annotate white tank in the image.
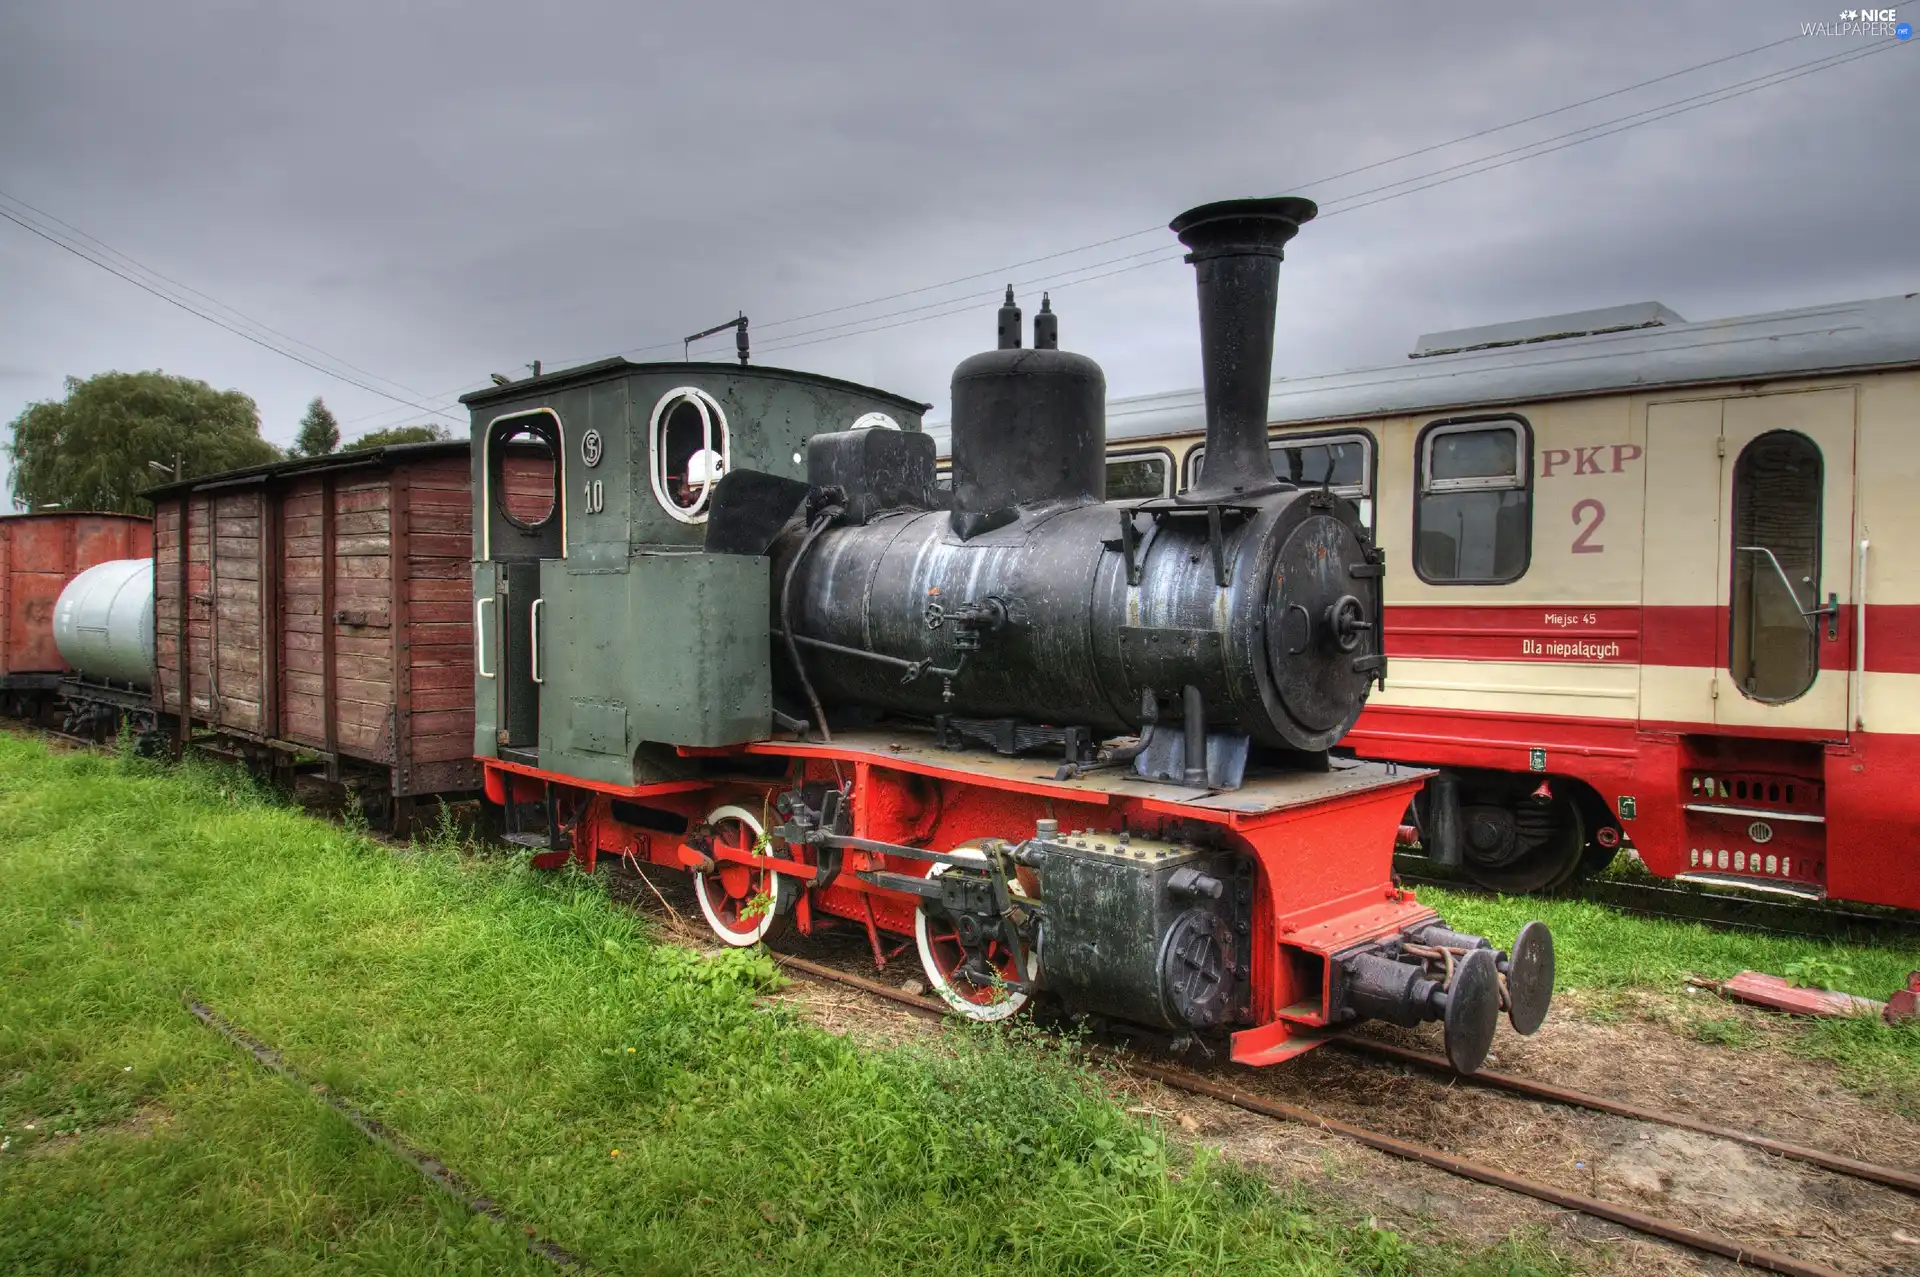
[54,558,154,687]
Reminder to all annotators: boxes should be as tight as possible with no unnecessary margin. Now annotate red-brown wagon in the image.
[147,443,493,830]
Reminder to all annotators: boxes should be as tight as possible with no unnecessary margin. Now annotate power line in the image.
[756,37,1909,355]
[0,190,436,406]
[349,28,1905,424]
[742,30,1811,339]
[0,201,460,422]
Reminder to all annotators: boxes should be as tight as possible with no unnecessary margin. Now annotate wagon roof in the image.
[923,291,1920,450]
[140,439,470,501]
[457,357,933,415]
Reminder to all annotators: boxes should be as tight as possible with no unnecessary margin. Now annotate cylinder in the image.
[1170,196,1317,503]
[53,558,154,687]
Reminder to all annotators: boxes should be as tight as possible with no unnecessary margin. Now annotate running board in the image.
[1675,872,1826,900]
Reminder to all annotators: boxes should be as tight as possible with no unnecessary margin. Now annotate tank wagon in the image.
[0,512,152,722]
[969,291,1920,910]
[465,197,1554,1072]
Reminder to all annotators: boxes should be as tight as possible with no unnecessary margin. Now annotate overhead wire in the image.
[0,190,438,407]
[23,29,1886,433]
[753,35,1910,355]
[347,31,1871,423]
[0,204,462,421]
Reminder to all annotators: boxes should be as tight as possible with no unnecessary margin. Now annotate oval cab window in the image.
[650,388,730,523]
[498,425,558,529]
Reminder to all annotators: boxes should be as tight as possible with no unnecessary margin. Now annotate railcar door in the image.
[1715,391,1855,734]
[1640,389,1856,737]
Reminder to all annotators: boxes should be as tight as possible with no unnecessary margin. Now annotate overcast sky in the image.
[3,1,1915,499]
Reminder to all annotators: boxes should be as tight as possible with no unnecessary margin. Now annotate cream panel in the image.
[1374,657,1639,720]
[1858,670,1920,734]
[1636,663,1717,726]
[1855,370,1920,607]
[1640,398,1723,608]
[1714,668,1850,731]
[1382,399,1644,608]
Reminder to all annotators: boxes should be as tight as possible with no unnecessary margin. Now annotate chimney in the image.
[1170,196,1317,503]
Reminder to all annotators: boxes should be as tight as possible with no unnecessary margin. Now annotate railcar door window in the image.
[1186,432,1374,526]
[1415,417,1531,584]
[1728,430,1822,702]
[649,387,730,523]
[1106,450,1173,499]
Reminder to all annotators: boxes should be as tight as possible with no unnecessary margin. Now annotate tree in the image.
[343,424,450,451]
[291,397,340,458]
[5,370,280,514]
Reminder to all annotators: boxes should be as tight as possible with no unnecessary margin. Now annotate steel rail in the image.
[768,952,1849,1277]
[1332,1036,1920,1197]
[182,995,594,1276]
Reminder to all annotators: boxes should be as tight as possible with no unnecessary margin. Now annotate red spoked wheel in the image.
[692,805,792,948]
[914,851,1032,1022]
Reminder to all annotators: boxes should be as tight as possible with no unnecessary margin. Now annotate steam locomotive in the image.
[463,195,1553,1071]
[44,196,1554,1071]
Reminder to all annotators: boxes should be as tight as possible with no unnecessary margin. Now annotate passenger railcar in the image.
[0,511,152,722]
[953,294,1920,909]
[464,197,1554,1072]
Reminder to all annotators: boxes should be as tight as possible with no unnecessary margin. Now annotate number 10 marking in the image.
[584,480,604,514]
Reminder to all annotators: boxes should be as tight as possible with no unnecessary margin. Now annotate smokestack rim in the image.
[1170,196,1319,262]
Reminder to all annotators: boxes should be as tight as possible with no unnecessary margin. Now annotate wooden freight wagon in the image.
[149,442,529,831]
[0,511,153,719]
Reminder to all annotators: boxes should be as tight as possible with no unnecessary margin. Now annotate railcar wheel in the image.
[915,851,1031,1022]
[692,805,793,948]
[1460,790,1585,895]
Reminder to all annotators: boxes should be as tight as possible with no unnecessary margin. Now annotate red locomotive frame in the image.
[486,730,1432,1066]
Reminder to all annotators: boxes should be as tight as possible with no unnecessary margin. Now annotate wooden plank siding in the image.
[151,443,485,800]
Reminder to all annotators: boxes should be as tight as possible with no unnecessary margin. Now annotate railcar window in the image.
[1729,430,1822,702]
[1415,417,1531,585]
[934,467,953,493]
[649,387,729,524]
[1106,451,1172,499]
[1188,433,1374,527]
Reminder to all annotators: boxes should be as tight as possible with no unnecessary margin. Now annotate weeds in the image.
[1419,885,1920,1106]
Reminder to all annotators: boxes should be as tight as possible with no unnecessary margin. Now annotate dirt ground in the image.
[602,859,1920,1277]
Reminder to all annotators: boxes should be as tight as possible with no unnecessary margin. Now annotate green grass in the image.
[1416,884,1920,1105]
[0,734,1570,1276]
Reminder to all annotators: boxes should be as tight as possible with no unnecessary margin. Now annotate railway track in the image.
[1394,854,1920,945]
[13,719,1911,1272]
[765,948,1913,1277]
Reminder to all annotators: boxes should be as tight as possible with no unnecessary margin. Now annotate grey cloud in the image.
[1,0,1913,453]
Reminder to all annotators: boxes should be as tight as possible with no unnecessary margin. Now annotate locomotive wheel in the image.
[692,805,793,948]
[915,852,1031,1022]
[1460,792,1585,895]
